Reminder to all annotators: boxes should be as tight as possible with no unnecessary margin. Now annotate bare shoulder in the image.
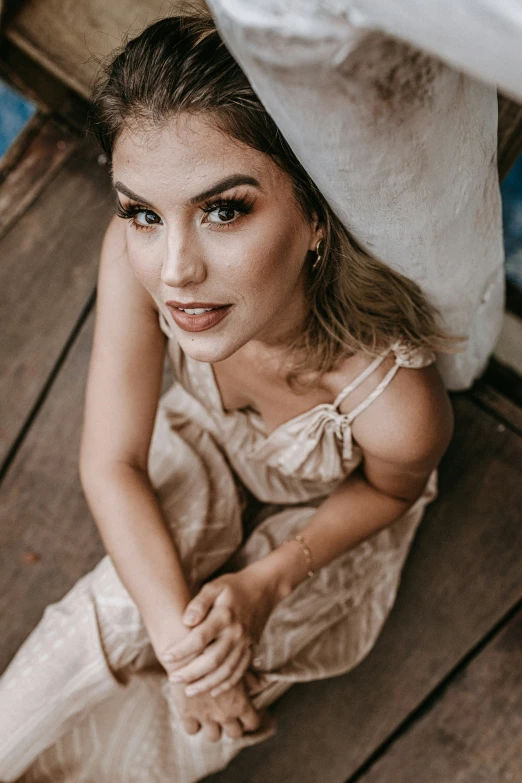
[338,357,454,470]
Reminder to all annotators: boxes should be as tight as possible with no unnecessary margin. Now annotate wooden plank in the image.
[506,279,522,318]
[0,304,172,673]
[498,93,522,183]
[0,312,103,673]
[4,0,205,98]
[480,357,522,410]
[0,114,79,238]
[0,111,44,179]
[0,35,90,130]
[205,396,522,783]
[0,139,111,468]
[470,380,522,435]
[356,607,522,783]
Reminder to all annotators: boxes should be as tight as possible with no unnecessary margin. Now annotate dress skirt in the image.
[0,379,437,783]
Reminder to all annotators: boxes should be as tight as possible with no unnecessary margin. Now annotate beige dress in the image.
[0,307,438,783]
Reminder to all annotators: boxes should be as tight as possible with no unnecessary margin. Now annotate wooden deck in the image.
[1,42,522,783]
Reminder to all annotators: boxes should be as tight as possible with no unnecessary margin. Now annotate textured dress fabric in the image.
[0,307,438,783]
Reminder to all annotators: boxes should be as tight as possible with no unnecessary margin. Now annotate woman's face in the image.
[112,113,322,363]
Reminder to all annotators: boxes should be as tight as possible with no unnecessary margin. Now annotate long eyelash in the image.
[115,194,255,230]
[116,202,149,220]
[200,195,255,216]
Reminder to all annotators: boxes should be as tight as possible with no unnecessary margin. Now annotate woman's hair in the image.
[90,11,463,389]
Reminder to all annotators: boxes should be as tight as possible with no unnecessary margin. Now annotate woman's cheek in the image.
[127,250,161,297]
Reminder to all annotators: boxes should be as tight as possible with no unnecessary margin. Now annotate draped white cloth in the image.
[207,0,510,390]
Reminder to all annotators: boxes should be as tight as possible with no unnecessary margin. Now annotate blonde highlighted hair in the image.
[90,11,464,388]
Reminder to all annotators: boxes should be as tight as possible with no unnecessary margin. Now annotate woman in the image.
[0,13,456,782]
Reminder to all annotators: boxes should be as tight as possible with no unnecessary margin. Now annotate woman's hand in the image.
[162,566,279,697]
[168,677,265,741]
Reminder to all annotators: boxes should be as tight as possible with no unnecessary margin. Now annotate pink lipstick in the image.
[166,301,232,333]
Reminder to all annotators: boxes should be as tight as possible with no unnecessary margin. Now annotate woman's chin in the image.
[175,331,245,364]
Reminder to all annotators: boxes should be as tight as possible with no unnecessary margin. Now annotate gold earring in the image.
[312,238,325,271]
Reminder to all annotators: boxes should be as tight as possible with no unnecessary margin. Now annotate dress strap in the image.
[343,362,401,424]
[333,348,392,410]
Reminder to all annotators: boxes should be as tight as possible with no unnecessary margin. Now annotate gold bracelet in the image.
[283,533,315,578]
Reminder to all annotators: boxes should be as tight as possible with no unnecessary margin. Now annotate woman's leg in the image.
[0,556,150,781]
[0,395,244,782]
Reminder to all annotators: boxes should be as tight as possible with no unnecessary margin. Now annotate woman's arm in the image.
[79,215,191,653]
[251,363,454,600]
[166,363,453,696]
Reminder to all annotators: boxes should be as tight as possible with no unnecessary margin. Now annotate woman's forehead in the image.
[112,113,286,199]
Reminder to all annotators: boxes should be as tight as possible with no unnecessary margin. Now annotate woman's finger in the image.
[202,719,222,743]
[169,633,234,685]
[160,649,197,675]
[238,700,262,733]
[208,646,252,697]
[185,639,248,696]
[182,717,201,735]
[182,582,223,627]
[164,606,233,663]
[222,719,244,739]
[244,670,267,696]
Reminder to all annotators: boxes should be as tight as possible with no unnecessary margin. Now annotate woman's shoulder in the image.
[333,341,452,467]
[329,341,435,411]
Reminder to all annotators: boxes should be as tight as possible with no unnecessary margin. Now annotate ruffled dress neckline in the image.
[204,346,394,441]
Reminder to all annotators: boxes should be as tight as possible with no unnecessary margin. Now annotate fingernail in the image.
[184,612,197,624]
[185,686,198,696]
[169,675,184,683]
[210,687,221,697]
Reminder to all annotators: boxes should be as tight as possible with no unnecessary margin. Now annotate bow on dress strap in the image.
[252,407,355,484]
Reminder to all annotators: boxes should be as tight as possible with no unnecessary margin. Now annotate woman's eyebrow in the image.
[188,175,261,205]
[113,174,261,208]
[113,182,156,207]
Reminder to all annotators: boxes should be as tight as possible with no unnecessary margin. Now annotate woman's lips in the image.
[167,304,232,332]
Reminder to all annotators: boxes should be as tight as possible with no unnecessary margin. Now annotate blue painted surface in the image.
[0,79,37,160]
[501,155,522,289]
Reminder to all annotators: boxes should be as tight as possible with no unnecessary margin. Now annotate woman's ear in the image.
[312,224,325,250]
[308,212,324,248]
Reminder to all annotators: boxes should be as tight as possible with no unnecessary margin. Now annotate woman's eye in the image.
[207,206,239,224]
[134,210,162,227]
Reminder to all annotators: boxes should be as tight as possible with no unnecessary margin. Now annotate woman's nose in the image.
[160,229,207,288]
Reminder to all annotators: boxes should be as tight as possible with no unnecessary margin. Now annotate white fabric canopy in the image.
[206,0,515,389]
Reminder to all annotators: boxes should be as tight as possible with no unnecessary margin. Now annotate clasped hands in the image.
[160,565,279,700]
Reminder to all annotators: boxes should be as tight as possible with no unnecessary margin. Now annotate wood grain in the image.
[5,0,206,97]
[357,608,522,783]
[0,140,111,468]
[0,36,90,130]
[0,312,103,673]
[471,378,522,435]
[0,115,78,239]
[205,397,522,782]
[0,304,174,673]
[498,93,522,182]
